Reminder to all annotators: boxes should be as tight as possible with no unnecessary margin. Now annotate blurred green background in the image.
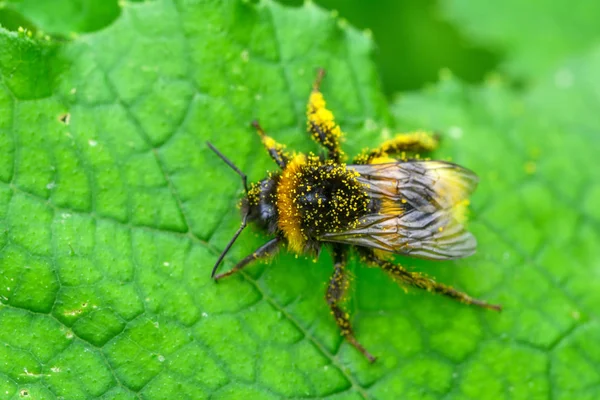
[278,0,499,95]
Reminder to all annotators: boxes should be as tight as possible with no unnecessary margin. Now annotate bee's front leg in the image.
[251,120,289,169]
[326,246,377,363]
[213,237,281,280]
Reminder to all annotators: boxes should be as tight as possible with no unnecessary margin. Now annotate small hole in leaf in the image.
[59,113,71,125]
[20,389,29,397]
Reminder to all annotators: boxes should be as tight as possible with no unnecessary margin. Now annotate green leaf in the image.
[0,0,120,35]
[442,0,600,79]
[1,0,599,399]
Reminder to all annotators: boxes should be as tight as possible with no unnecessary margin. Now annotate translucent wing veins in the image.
[320,161,479,260]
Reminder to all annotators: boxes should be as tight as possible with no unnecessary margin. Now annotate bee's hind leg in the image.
[353,131,440,164]
[360,249,502,311]
[306,68,346,163]
[214,237,282,280]
[327,245,377,363]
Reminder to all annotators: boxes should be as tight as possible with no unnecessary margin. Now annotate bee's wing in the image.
[352,161,478,211]
[319,161,479,260]
[319,210,477,260]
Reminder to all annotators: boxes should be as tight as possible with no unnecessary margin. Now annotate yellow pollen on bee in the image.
[369,156,396,164]
[307,92,344,145]
[452,199,470,225]
[276,154,308,253]
[380,131,437,153]
[308,92,326,109]
[262,135,276,148]
[316,108,334,122]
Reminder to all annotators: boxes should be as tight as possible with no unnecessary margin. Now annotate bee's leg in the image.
[252,120,289,169]
[326,246,377,362]
[214,237,281,280]
[361,249,502,311]
[353,131,440,164]
[306,68,345,163]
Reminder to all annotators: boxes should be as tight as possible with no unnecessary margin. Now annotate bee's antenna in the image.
[211,213,248,278]
[206,141,250,278]
[206,141,248,195]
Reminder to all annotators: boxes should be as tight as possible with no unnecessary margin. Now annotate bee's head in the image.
[241,175,280,234]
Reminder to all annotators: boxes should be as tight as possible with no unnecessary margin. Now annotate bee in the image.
[207,69,501,362]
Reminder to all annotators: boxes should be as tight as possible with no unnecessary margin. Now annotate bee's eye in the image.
[259,203,276,220]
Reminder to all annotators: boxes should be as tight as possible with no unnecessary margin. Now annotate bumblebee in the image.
[207,69,501,362]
